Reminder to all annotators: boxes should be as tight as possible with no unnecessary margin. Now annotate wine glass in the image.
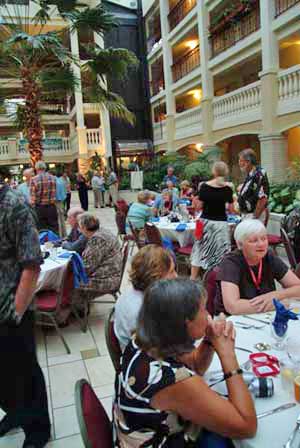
[270,321,288,350]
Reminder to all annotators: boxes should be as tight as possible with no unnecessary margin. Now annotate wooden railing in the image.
[275,0,300,16]
[168,0,197,31]
[210,5,260,58]
[172,45,200,83]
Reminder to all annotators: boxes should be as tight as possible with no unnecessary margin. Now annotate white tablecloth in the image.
[36,249,71,292]
[130,171,143,190]
[155,217,196,247]
[207,313,300,448]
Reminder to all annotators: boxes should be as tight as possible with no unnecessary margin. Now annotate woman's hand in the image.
[249,294,274,313]
[206,314,235,356]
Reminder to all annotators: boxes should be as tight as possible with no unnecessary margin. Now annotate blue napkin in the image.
[58,252,88,288]
[39,230,60,244]
[272,299,298,337]
[176,223,187,232]
[227,214,241,224]
[150,217,160,222]
[179,199,191,206]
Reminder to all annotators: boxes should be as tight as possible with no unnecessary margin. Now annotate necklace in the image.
[247,259,263,292]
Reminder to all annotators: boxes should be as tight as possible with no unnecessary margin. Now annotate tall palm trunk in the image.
[21,67,43,167]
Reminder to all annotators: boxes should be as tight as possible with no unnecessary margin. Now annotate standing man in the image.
[55,171,67,238]
[238,148,270,219]
[163,165,178,187]
[0,178,51,447]
[107,168,119,207]
[62,171,71,214]
[91,171,105,209]
[17,168,34,203]
[30,161,59,233]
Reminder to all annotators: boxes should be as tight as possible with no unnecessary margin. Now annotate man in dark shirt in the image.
[237,148,269,219]
[0,180,50,446]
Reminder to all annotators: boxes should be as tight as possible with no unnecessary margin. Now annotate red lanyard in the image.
[248,260,263,290]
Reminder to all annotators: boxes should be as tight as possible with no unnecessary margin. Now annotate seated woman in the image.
[215,219,300,315]
[126,191,152,231]
[73,213,122,303]
[153,191,179,217]
[114,245,177,351]
[191,161,234,279]
[179,180,193,200]
[114,278,257,447]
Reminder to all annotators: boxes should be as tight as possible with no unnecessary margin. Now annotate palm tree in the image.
[0,0,139,166]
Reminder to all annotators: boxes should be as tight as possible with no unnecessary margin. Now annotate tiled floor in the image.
[0,190,137,447]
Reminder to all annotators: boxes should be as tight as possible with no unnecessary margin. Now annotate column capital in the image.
[259,133,285,142]
[259,69,278,78]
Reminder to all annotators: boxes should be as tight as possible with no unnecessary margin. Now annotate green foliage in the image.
[268,182,300,214]
[119,172,130,190]
[90,152,104,172]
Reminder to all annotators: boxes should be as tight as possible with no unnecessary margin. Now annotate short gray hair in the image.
[35,161,47,171]
[67,206,84,219]
[78,213,99,231]
[238,148,257,166]
[234,219,266,248]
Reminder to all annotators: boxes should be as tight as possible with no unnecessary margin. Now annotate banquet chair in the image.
[202,267,220,317]
[144,222,163,246]
[105,308,122,373]
[115,211,135,250]
[280,227,297,271]
[35,264,74,354]
[128,220,145,250]
[75,379,112,448]
[79,242,129,332]
[264,209,282,253]
[114,198,129,216]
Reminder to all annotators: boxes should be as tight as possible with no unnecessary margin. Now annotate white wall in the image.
[142,0,156,16]
[108,0,138,9]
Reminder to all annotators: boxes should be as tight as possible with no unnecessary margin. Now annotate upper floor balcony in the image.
[147,14,162,53]
[209,0,260,58]
[150,57,165,96]
[168,0,197,31]
[172,45,200,83]
[275,0,300,17]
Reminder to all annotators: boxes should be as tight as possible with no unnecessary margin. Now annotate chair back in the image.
[115,199,129,216]
[144,222,163,246]
[115,211,127,236]
[203,267,220,316]
[105,308,122,373]
[128,220,144,249]
[116,242,129,293]
[75,379,112,448]
[280,227,297,270]
[263,208,270,228]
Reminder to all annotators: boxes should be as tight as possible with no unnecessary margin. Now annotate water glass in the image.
[270,321,288,350]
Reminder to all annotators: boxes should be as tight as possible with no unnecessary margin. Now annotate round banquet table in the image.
[36,247,71,293]
[205,311,300,448]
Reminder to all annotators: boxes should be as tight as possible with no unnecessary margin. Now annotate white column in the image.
[93,31,113,159]
[259,134,288,182]
[159,0,175,152]
[69,29,85,129]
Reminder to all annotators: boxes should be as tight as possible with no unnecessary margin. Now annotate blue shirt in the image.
[127,202,151,230]
[17,182,30,202]
[163,174,178,185]
[154,193,179,212]
[56,177,67,201]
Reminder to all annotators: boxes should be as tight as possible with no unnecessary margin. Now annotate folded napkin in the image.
[176,223,187,232]
[39,230,60,244]
[179,199,191,206]
[150,217,160,222]
[227,214,241,224]
[272,299,298,337]
[58,252,88,288]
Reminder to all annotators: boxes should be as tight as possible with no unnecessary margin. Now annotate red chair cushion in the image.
[35,290,58,312]
[204,268,220,316]
[176,245,193,256]
[268,234,282,245]
[82,382,112,448]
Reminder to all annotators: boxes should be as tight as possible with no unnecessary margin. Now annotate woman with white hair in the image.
[215,219,300,315]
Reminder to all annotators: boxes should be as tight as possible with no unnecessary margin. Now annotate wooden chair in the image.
[79,243,129,332]
[128,220,145,250]
[115,211,135,249]
[105,308,122,373]
[280,227,297,271]
[202,267,220,317]
[35,264,74,354]
[75,379,112,448]
[144,222,163,246]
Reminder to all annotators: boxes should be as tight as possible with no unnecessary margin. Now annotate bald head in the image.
[67,206,84,228]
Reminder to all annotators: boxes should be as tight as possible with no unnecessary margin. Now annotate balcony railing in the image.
[172,45,200,83]
[210,4,260,58]
[168,0,197,31]
[153,120,166,143]
[151,78,165,96]
[213,81,261,123]
[175,105,202,138]
[86,128,102,149]
[278,65,300,116]
[275,0,300,17]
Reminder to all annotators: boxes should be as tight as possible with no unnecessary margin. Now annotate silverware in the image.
[235,346,253,353]
[243,315,270,325]
[283,412,300,448]
[235,321,265,330]
[257,403,296,419]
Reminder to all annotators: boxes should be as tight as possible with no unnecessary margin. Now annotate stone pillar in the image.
[159,0,176,152]
[259,134,288,182]
[196,1,214,146]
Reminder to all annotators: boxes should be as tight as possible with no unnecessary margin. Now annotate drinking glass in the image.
[270,321,288,350]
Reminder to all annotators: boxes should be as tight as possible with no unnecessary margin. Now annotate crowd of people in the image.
[1,146,300,447]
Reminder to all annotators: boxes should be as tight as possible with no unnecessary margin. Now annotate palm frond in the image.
[39,66,79,95]
[83,47,139,82]
[66,4,118,35]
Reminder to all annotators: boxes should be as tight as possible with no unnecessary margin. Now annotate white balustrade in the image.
[175,106,202,136]
[86,128,102,150]
[70,132,79,154]
[213,81,261,121]
[0,140,9,159]
[278,65,300,102]
[153,121,166,143]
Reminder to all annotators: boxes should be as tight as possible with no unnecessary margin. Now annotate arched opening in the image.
[176,143,203,160]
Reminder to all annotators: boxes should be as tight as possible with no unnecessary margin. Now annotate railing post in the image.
[8,138,17,159]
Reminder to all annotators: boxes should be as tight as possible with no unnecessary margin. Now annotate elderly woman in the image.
[114,278,257,447]
[179,180,193,200]
[114,245,177,351]
[153,190,179,217]
[191,161,234,280]
[74,213,122,304]
[126,190,152,230]
[215,219,300,315]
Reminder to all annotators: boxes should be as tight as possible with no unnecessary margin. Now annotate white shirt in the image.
[114,286,144,352]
